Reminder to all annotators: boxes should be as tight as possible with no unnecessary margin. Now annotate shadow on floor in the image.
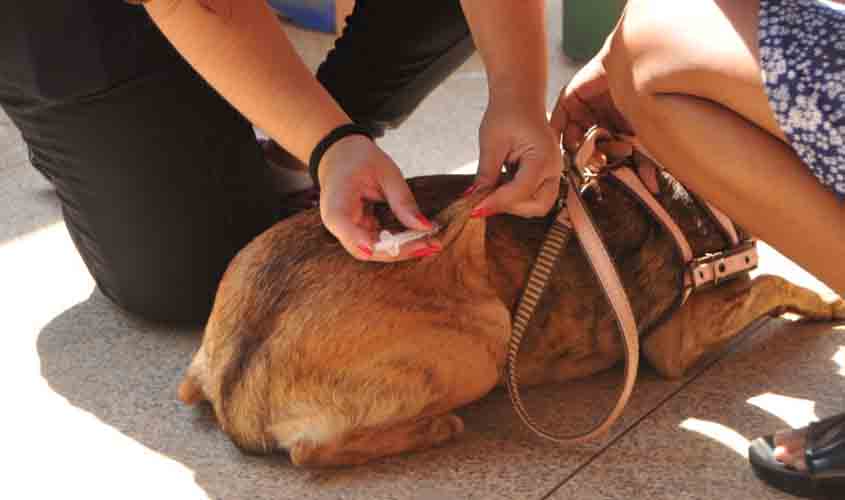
[30,289,658,499]
[35,288,844,499]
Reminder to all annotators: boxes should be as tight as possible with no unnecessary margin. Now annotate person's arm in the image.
[142,0,434,261]
[549,9,632,153]
[143,0,347,163]
[460,0,561,218]
[460,0,547,117]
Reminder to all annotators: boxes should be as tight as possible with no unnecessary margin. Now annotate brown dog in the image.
[178,172,845,467]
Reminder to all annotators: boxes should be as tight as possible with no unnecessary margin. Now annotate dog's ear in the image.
[430,189,490,264]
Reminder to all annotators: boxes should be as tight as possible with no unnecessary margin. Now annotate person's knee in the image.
[99,267,219,325]
[88,246,229,325]
[604,0,680,128]
[65,211,247,325]
[606,0,764,132]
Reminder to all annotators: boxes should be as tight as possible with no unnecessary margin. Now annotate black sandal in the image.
[749,412,845,498]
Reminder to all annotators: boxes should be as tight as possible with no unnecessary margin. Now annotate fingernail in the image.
[461,184,478,197]
[471,207,494,219]
[412,246,441,258]
[415,213,433,228]
[358,244,373,257]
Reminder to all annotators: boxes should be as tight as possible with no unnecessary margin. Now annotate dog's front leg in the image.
[643,274,845,379]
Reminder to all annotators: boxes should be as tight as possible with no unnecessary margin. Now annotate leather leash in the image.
[504,127,758,444]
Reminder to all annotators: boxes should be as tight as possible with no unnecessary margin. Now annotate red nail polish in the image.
[461,184,478,197]
[471,207,493,219]
[412,246,440,258]
[415,213,433,228]
[358,244,373,257]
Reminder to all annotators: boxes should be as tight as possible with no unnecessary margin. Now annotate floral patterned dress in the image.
[759,0,845,200]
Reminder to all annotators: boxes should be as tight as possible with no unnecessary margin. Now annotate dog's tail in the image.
[178,373,205,405]
[177,345,209,405]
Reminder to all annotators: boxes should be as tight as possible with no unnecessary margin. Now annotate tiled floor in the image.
[3,3,843,500]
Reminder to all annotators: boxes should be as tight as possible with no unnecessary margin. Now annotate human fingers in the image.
[376,162,435,233]
[473,160,560,218]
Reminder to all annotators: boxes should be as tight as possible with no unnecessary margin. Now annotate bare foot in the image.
[750,415,845,497]
[773,427,809,471]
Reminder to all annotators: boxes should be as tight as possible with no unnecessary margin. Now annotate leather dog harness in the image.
[505,127,758,444]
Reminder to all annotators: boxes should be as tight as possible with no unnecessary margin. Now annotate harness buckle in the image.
[687,240,758,291]
[713,257,727,286]
[570,126,633,197]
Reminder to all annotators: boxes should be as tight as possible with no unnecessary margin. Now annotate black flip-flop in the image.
[749,412,845,498]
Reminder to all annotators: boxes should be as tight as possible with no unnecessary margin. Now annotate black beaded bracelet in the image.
[308,123,374,189]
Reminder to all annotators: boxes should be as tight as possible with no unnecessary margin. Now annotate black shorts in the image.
[0,1,474,323]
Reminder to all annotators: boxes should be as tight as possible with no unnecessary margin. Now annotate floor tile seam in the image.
[536,317,772,500]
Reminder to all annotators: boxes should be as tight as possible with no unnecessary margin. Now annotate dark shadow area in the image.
[35,287,730,500]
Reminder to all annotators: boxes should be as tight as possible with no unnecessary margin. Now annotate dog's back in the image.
[179,173,845,466]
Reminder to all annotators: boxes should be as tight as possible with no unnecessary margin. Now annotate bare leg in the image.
[605,0,845,298]
[603,0,845,471]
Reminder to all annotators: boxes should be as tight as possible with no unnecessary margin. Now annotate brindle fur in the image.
[179,173,845,466]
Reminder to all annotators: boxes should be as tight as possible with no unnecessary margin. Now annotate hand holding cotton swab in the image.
[373,222,442,257]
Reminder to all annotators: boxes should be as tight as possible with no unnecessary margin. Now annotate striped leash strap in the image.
[504,163,640,444]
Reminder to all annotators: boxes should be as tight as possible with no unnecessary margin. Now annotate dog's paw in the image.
[830,296,845,321]
[429,414,465,446]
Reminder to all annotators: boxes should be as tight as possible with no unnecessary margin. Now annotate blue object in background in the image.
[268,0,336,33]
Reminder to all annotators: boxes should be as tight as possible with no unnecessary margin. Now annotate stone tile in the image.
[0,108,26,168]
[0,108,63,245]
[549,317,845,500]
[677,319,845,404]
[31,284,747,500]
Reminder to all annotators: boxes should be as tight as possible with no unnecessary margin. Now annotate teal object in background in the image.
[563,0,626,61]
[268,0,336,33]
